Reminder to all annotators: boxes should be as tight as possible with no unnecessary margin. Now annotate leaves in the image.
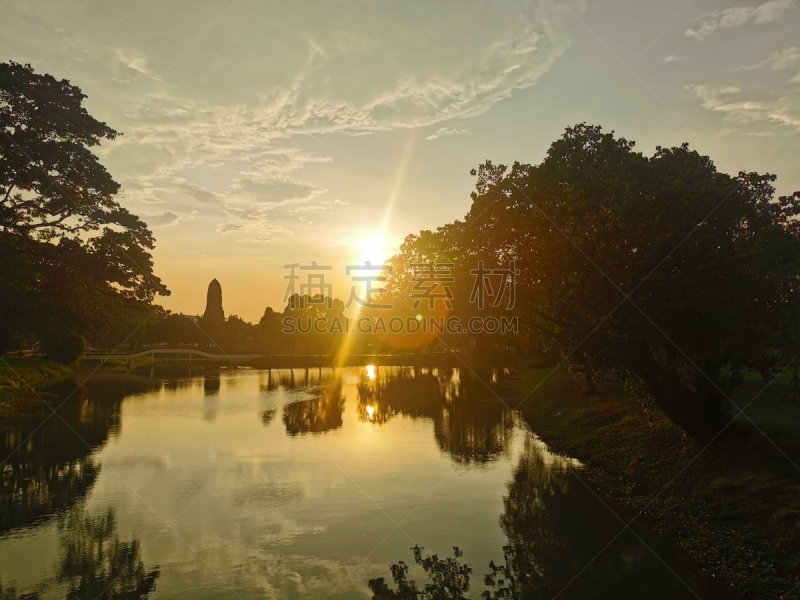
[0,62,168,357]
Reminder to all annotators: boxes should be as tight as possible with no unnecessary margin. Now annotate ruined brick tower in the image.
[203,278,225,325]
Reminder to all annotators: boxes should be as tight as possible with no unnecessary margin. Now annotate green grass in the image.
[0,357,73,419]
[509,367,800,598]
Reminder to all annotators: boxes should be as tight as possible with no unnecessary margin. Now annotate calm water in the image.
[0,367,724,599]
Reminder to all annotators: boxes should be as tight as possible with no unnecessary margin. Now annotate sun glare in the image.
[357,236,388,266]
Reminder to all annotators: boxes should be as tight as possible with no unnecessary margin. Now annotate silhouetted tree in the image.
[386,124,800,438]
[259,306,282,353]
[0,61,168,359]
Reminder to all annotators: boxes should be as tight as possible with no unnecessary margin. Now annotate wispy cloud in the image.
[426,126,469,140]
[143,211,181,228]
[663,54,686,65]
[0,0,580,241]
[231,178,319,205]
[177,182,221,205]
[109,47,157,83]
[687,83,800,132]
[739,46,800,71]
[686,0,791,41]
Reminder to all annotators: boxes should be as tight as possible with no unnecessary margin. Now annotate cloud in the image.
[109,47,157,83]
[686,0,791,40]
[663,54,686,65]
[143,211,181,228]
[177,183,221,205]
[739,46,800,71]
[426,126,469,140]
[687,83,800,132]
[218,203,296,237]
[0,0,579,237]
[231,178,320,204]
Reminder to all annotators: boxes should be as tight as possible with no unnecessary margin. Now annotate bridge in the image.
[84,346,262,366]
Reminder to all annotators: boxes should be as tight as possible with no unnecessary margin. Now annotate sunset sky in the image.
[2,0,799,321]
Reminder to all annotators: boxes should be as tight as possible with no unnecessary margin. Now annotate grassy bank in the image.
[0,357,72,419]
[510,368,800,598]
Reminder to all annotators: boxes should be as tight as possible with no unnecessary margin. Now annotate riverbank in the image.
[510,368,800,598]
[0,357,72,419]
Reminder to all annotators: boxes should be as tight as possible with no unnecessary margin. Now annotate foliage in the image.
[279,293,347,355]
[386,124,800,437]
[0,61,168,360]
[40,327,86,363]
[369,546,472,599]
[0,356,72,419]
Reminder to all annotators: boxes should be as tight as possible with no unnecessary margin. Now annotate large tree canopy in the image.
[0,62,168,359]
[388,124,800,438]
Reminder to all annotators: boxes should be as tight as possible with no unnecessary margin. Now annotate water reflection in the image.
[57,506,159,599]
[0,375,157,534]
[282,382,345,436]
[260,366,338,392]
[355,367,514,465]
[0,505,159,599]
[203,375,220,396]
[261,408,277,426]
[371,436,725,599]
[273,366,515,465]
[0,367,719,598]
[489,437,665,598]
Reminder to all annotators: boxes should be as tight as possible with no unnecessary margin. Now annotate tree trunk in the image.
[630,346,730,440]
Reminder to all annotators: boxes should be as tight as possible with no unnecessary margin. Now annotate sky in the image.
[2,0,799,322]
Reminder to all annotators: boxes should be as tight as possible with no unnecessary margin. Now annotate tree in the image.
[0,62,168,359]
[281,294,346,355]
[389,124,800,438]
[259,307,283,353]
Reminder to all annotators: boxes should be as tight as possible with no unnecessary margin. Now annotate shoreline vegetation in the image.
[0,357,72,419]
[2,356,798,595]
[509,368,800,598]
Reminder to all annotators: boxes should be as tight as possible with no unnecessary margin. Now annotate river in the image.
[0,366,729,598]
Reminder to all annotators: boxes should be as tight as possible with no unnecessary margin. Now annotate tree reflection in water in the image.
[357,367,514,465]
[282,382,345,435]
[369,545,472,599]
[271,366,514,464]
[1,375,161,598]
[371,437,706,600]
[0,505,158,599]
[0,375,159,534]
[57,506,159,599]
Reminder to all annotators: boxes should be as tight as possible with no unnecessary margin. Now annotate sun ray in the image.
[335,131,417,369]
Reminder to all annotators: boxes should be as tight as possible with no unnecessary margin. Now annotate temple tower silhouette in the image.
[203,278,225,325]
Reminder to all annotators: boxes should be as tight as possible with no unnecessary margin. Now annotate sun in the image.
[356,235,389,266]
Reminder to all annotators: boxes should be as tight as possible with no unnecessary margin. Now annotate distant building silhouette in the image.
[203,279,225,324]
